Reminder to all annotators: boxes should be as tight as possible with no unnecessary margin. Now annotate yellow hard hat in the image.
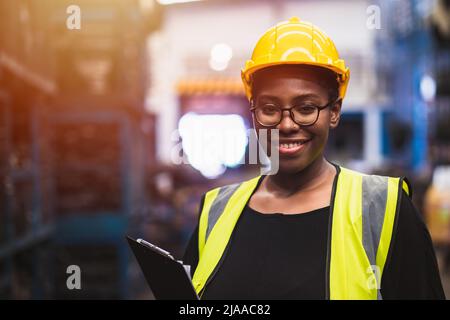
[241,16,350,101]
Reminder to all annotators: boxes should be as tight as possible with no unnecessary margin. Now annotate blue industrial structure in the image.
[375,0,436,172]
[0,0,161,299]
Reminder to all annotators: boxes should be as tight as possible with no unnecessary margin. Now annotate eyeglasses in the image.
[250,99,339,127]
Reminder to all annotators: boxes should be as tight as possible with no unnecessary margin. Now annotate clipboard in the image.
[126,236,199,300]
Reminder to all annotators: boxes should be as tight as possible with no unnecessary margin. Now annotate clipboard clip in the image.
[137,238,175,260]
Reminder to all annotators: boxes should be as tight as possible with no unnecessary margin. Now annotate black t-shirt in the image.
[182,190,446,300]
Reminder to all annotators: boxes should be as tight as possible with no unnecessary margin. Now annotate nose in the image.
[277,110,300,133]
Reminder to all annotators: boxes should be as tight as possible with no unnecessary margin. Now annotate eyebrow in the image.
[256,93,323,103]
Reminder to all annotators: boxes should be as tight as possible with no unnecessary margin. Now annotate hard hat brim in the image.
[241,61,350,101]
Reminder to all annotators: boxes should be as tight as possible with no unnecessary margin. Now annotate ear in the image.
[329,99,342,129]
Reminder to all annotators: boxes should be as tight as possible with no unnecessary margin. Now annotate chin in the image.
[276,158,310,175]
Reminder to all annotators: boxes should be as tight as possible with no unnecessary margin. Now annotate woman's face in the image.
[251,65,341,174]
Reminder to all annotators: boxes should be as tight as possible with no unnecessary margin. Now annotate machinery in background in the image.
[425,0,450,273]
[0,0,161,299]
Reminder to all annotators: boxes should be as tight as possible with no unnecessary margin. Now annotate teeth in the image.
[280,141,307,149]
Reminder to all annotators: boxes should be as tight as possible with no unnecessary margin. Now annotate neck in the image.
[264,156,334,196]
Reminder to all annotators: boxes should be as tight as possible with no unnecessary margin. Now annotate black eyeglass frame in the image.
[250,98,340,127]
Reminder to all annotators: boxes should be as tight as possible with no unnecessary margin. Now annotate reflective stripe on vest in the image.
[329,167,408,299]
[194,176,261,294]
[192,167,410,299]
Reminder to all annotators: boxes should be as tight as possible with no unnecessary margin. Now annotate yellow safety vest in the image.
[192,166,411,300]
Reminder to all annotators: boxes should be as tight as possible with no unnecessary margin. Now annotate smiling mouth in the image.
[276,139,311,155]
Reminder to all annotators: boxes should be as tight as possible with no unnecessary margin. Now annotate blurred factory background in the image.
[0,0,449,299]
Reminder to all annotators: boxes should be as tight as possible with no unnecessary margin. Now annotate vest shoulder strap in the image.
[198,182,241,257]
[193,175,261,294]
[330,167,406,299]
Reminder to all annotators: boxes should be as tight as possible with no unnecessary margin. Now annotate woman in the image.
[182,17,445,300]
